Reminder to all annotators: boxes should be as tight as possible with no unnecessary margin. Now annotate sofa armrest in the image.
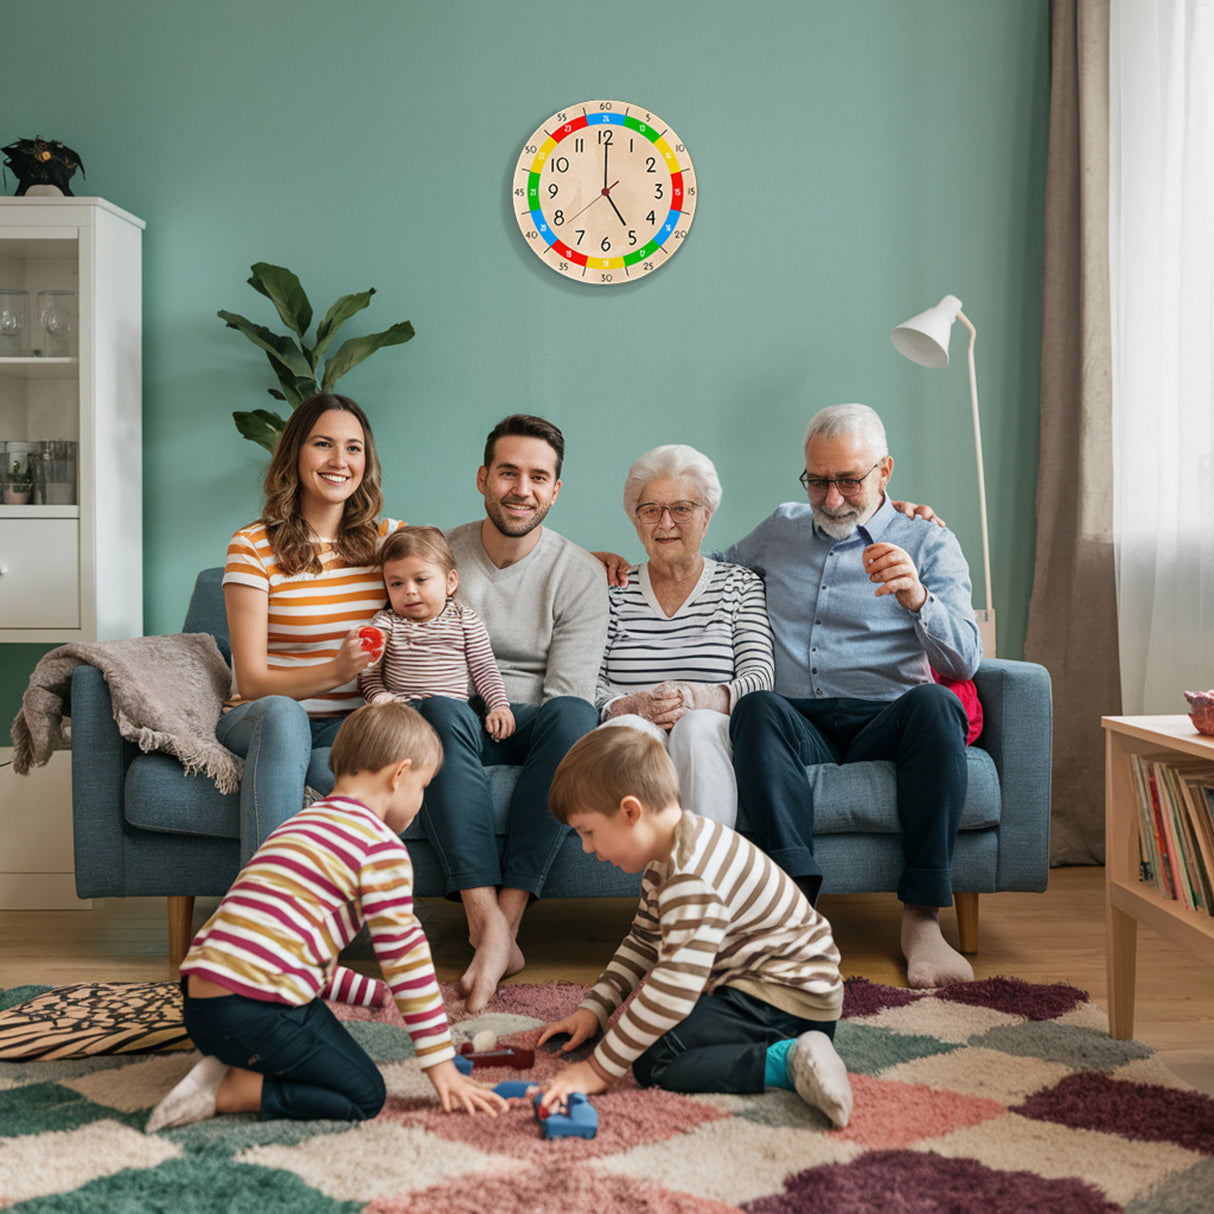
[70,664,138,898]
[973,657,1053,889]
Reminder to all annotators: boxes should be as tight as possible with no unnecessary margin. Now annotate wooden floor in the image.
[2,866,1212,1093]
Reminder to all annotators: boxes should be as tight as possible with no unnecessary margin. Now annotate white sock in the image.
[146,1055,228,1133]
[787,1030,853,1128]
[901,904,974,989]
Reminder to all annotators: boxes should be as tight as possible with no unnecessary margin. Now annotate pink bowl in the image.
[1184,690,1214,736]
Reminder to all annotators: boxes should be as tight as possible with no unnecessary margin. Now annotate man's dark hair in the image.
[483,414,565,480]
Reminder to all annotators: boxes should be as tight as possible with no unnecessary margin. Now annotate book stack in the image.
[1130,753,1214,914]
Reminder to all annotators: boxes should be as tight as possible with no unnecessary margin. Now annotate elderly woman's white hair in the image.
[803,404,888,459]
[622,444,723,518]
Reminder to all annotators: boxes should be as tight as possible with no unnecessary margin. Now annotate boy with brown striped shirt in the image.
[538,726,853,1128]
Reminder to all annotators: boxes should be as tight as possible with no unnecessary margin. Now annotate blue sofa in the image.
[70,568,1053,965]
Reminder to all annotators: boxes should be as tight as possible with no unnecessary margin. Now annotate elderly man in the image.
[725,404,981,988]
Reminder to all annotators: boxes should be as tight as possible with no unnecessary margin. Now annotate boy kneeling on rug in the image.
[537,726,853,1128]
[147,701,506,1132]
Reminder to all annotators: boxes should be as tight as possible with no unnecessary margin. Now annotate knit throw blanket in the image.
[10,633,241,794]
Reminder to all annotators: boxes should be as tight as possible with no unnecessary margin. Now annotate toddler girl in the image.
[359,526,515,740]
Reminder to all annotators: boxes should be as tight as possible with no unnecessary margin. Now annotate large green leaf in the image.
[320,321,415,391]
[247,263,313,340]
[270,374,318,409]
[218,311,313,379]
[313,289,375,360]
[233,408,286,452]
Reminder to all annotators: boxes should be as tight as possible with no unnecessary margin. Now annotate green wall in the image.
[1,0,1048,727]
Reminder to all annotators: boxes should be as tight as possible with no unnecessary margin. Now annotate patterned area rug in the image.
[2,976,1213,1212]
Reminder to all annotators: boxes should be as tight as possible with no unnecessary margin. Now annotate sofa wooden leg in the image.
[954,891,979,954]
[167,896,195,968]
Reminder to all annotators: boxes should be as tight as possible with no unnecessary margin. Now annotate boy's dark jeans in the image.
[183,986,386,1121]
[632,985,837,1094]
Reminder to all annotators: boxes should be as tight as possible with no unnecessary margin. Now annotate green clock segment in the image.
[512,99,697,284]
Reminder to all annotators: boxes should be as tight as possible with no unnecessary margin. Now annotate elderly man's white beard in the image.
[813,507,861,540]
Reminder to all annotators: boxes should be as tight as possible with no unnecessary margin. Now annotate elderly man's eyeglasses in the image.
[635,500,703,525]
[799,462,881,496]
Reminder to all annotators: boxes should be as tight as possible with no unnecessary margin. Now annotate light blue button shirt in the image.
[721,496,982,701]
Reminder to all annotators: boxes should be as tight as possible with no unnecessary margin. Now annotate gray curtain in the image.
[1024,0,1119,865]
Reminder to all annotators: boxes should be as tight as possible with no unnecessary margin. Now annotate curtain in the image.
[1109,0,1214,714]
[1025,0,1120,864]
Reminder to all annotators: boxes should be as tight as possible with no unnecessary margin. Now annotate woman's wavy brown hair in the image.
[261,393,384,576]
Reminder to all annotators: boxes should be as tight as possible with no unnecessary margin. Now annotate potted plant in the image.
[4,456,33,504]
[220,263,415,452]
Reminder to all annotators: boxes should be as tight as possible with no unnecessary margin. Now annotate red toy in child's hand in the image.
[359,626,384,653]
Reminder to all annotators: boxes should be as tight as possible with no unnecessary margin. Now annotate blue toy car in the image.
[534,1091,598,1140]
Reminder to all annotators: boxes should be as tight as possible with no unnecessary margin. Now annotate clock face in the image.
[512,99,696,285]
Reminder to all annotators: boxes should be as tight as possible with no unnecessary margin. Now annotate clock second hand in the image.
[566,180,619,224]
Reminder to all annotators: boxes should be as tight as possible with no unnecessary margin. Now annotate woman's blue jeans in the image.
[215,697,344,863]
[632,985,837,1094]
[182,985,385,1121]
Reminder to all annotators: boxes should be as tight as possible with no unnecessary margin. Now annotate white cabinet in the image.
[0,197,143,642]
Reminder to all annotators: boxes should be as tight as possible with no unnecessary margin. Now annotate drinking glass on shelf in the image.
[0,290,29,356]
[39,438,77,504]
[37,290,76,358]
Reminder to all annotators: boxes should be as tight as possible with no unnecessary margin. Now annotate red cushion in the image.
[933,671,983,745]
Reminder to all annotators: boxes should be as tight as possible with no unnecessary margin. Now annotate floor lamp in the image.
[890,294,996,656]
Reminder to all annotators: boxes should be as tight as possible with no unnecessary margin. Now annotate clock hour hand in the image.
[606,194,627,225]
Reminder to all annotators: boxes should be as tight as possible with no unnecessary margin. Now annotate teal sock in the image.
[764,1039,796,1089]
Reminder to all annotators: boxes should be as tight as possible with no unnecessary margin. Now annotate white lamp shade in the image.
[890,294,963,368]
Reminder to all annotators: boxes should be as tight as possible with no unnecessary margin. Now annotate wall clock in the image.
[512,99,696,285]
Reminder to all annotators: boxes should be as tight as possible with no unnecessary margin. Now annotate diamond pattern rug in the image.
[2,976,1212,1212]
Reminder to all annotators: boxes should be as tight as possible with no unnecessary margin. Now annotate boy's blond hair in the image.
[548,726,680,824]
[329,701,443,778]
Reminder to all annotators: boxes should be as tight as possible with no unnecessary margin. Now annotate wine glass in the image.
[0,290,28,356]
[37,290,75,358]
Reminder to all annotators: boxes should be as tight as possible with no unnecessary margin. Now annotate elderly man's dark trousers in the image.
[729,684,968,907]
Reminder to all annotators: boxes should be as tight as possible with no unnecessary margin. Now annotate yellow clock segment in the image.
[512,99,697,285]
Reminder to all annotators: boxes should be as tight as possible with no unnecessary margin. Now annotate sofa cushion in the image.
[125,753,240,838]
[126,746,999,842]
[807,747,1000,836]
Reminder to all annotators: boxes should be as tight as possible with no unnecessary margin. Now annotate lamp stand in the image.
[957,309,996,655]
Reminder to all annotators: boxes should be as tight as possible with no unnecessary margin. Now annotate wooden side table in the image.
[1103,715,1214,1038]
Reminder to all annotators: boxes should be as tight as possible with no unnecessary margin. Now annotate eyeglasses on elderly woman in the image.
[634,500,705,525]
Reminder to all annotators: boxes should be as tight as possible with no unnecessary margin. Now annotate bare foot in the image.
[901,903,974,989]
[459,911,525,1013]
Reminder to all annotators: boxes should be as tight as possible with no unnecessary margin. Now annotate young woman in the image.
[216,392,402,862]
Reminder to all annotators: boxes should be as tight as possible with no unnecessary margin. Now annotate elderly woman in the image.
[597,444,775,825]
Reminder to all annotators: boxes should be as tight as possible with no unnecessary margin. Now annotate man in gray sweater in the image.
[417,415,608,1012]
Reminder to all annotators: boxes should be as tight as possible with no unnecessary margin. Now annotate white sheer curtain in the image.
[1110,0,1214,715]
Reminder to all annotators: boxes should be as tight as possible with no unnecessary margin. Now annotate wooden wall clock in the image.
[512,99,697,285]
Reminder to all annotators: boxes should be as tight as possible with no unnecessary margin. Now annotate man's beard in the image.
[813,506,860,540]
[485,495,551,538]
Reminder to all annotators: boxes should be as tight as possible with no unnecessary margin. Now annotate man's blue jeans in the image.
[182,984,385,1121]
[730,684,968,907]
[415,695,597,896]
[632,985,837,1094]
[215,697,344,864]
